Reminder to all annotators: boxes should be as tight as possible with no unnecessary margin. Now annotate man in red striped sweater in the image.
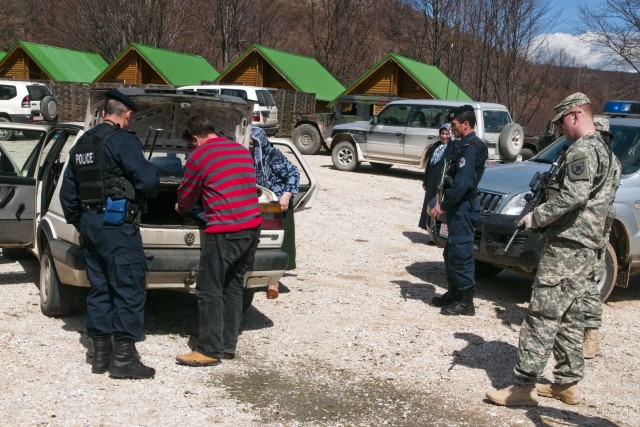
[174,115,261,367]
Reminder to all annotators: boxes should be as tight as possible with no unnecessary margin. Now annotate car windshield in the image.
[531,123,640,174]
[482,110,511,133]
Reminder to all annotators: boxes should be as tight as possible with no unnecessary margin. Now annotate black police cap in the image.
[105,89,137,112]
[447,105,474,122]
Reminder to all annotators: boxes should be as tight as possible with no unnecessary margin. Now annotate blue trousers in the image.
[195,227,260,358]
[79,212,147,341]
[444,200,479,292]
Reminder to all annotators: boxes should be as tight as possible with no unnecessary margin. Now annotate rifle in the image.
[504,147,568,253]
[430,153,453,234]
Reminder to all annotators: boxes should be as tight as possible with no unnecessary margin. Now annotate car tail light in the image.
[252,111,261,123]
[259,202,284,230]
[21,95,30,108]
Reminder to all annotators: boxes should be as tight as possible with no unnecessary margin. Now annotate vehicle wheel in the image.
[293,124,322,155]
[475,260,503,279]
[332,141,360,171]
[499,123,524,160]
[40,95,58,121]
[370,162,393,170]
[0,117,14,141]
[2,247,28,260]
[40,244,75,317]
[598,243,618,302]
[520,147,535,160]
[242,288,256,311]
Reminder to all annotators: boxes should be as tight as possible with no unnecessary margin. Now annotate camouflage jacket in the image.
[533,131,621,249]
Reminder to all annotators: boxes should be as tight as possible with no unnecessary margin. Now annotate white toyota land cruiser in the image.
[0,87,317,316]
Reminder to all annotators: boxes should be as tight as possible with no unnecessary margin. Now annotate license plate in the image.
[33,114,44,121]
[439,223,449,238]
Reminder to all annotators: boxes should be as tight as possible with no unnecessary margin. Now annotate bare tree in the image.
[579,0,640,73]
[305,0,384,84]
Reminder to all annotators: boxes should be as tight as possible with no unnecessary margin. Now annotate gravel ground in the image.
[1,148,639,426]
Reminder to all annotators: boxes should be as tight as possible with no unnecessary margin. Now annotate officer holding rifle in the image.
[430,105,488,316]
[486,93,621,407]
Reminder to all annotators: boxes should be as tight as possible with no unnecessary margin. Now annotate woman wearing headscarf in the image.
[418,125,454,233]
[250,127,300,299]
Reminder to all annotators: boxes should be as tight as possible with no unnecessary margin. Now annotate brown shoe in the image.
[175,351,221,367]
[486,384,539,407]
[536,382,581,405]
[584,328,600,359]
[266,287,279,299]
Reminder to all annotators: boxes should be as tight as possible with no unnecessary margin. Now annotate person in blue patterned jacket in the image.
[250,127,300,299]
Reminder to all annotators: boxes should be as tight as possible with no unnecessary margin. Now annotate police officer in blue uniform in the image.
[430,105,488,316]
[60,89,159,379]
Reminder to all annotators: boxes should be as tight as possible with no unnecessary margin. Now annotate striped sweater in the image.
[177,137,262,233]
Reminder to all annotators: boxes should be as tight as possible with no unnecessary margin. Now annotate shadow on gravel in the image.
[0,256,39,285]
[217,360,498,427]
[451,332,516,389]
[523,406,620,426]
[403,230,432,245]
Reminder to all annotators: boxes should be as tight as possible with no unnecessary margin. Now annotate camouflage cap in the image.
[552,92,592,123]
[594,116,609,133]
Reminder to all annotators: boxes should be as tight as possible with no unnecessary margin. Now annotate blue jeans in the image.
[195,227,260,358]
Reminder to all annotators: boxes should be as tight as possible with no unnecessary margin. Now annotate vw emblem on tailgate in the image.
[184,232,196,246]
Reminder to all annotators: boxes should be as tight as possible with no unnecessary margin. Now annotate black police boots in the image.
[441,289,475,316]
[432,283,459,307]
[91,336,113,374]
[109,339,155,379]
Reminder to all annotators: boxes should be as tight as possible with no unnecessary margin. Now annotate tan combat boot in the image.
[486,384,539,407]
[584,328,600,359]
[536,382,581,405]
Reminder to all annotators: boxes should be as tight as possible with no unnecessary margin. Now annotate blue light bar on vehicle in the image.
[603,100,640,117]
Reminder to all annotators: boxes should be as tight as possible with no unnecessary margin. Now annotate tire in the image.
[332,141,360,171]
[520,147,535,161]
[598,243,617,302]
[2,247,28,260]
[498,123,524,160]
[370,162,393,170]
[0,117,14,141]
[474,260,503,279]
[293,124,322,155]
[242,288,256,311]
[40,245,75,317]
[40,95,58,121]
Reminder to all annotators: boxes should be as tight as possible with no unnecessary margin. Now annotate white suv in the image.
[179,84,279,136]
[0,80,57,140]
[329,99,524,171]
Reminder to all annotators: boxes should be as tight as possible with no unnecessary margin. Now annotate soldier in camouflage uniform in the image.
[582,116,620,359]
[486,93,621,407]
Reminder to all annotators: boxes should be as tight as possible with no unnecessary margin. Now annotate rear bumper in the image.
[255,123,279,136]
[49,238,288,289]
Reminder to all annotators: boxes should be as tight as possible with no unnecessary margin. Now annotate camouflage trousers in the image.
[582,248,605,329]
[514,239,598,385]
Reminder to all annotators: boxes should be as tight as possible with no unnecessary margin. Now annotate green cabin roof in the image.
[343,53,472,101]
[221,45,345,102]
[106,43,219,85]
[13,41,107,83]
[0,51,6,62]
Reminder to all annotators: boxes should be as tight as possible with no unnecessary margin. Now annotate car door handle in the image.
[395,133,402,137]
[427,136,436,139]
[15,203,25,221]
[0,186,15,208]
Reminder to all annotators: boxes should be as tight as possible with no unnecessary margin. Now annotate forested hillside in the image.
[1,0,638,134]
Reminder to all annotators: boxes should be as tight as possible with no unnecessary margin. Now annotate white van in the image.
[179,84,279,136]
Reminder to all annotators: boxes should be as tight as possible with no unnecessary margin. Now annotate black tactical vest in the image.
[70,124,133,206]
